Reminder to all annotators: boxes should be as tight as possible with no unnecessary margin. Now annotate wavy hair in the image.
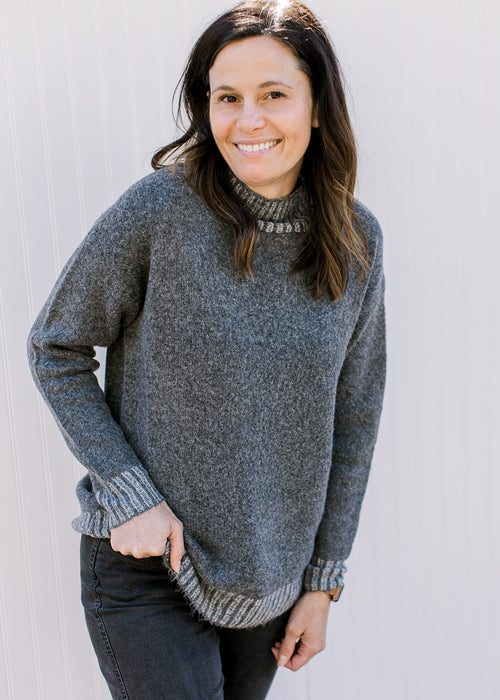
[152,0,369,300]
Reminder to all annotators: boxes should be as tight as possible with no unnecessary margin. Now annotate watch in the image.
[327,585,344,602]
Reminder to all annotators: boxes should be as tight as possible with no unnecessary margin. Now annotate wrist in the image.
[303,590,331,611]
[310,590,331,601]
[326,584,344,602]
[306,585,344,603]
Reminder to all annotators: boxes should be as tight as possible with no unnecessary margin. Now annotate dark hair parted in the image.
[151,0,369,301]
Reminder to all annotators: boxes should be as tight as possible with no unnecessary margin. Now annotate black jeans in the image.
[80,535,292,700]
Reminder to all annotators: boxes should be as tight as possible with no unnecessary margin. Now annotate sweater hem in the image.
[165,554,303,629]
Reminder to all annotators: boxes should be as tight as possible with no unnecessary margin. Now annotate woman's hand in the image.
[271,591,331,671]
[110,500,185,572]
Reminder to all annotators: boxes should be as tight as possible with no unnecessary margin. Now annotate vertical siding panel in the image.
[152,0,172,143]
[0,4,45,696]
[90,0,114,203]
[29,0,61,271]
[121,0,142,172]
[59,0,88,233]
[0,299,16,700]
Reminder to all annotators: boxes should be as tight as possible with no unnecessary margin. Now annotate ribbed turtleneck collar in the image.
[228,172,309,226]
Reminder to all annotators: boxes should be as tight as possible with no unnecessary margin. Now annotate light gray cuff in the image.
[302,556,346,591]
[94,465,165,528]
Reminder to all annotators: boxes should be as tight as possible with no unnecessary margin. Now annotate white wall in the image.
[1,1,498,698]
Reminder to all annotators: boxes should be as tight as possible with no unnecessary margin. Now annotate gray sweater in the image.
[28,168,386,628]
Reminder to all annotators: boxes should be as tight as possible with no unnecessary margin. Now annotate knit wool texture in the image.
[28,168,386,628]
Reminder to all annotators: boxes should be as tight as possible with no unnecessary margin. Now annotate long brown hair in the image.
[152,0,369,301]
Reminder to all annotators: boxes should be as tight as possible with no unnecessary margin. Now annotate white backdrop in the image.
[1,1,499,698]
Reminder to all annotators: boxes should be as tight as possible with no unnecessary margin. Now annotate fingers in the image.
[271,592,330,671]
[110,529,163,559]
[272,637,324,672]
[168,519,185,574]
[275,623,304,668]
[109,501,185,562]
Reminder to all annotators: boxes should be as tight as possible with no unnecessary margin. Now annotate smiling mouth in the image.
[235,140,281,153]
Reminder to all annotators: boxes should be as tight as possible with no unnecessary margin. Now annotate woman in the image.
[28,1,386,698]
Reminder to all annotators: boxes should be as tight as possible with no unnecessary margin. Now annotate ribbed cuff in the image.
[302,556,346,592]
[93,466,165,528]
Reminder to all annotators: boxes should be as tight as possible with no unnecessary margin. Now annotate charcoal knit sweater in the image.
[27,168,386,628]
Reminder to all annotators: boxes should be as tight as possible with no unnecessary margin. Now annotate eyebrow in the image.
[211,80,295,93]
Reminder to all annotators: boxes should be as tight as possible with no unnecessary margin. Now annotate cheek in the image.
[276,104,314,139]
[209,109,231,144]
[282,117,313,149]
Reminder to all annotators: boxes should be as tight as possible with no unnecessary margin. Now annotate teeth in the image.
[237,140,279,152]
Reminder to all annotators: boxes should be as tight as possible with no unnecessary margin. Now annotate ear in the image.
[312,103,319,128]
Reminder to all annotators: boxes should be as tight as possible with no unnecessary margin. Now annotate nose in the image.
[236,101,266,133]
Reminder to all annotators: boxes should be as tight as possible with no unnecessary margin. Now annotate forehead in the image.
[209,35,304,85]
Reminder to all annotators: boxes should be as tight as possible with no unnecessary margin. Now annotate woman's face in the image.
[208,35,318,199]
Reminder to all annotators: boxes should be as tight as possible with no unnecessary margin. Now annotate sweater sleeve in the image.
[27,186,165,529]
[302,214,386,592]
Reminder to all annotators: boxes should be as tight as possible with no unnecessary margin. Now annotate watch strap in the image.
[327,585,344,602]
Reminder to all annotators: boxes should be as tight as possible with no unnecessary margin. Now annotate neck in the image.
[228,172,309,224]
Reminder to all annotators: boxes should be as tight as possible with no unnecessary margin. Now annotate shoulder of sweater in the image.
[110,167,199,218]
[353,198,384,269]
[353,198,383,242]
[84,168,206,252]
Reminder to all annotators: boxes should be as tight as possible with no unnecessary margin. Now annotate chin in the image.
[232,168,278,190]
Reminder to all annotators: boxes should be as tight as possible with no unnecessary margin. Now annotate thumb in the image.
[277,627,301,667]
[168,521,185,574]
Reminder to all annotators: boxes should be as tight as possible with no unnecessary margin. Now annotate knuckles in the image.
[148,547,165,557]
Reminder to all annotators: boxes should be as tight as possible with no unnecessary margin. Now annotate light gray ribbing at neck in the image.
[228,173,310,232]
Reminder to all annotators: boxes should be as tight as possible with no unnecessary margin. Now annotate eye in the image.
[217,94,238,103]
[267,91,286,100]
